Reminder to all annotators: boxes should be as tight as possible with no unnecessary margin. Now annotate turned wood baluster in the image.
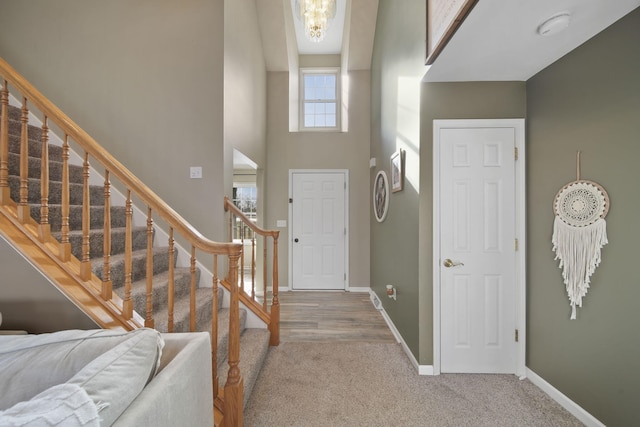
[189,246,197,332]
[17,98,29,223]
[167,228,175,332]
[122,190,133,319]
[212,254,219,399]
[145,207,154,328]
[38,116,50,241]
[0,80,9,204]
[101,170,112,299]
[262,237,268,311]
[224,250,243,427]
[59,135,71,261]
[79,152,92,280]
[270,234,280,346]
[240,222,245,293]
[251,231,256,300]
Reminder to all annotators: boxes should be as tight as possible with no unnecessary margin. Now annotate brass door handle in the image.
[443,259,464,268]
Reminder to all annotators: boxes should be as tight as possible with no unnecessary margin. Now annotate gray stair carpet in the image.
[2,104,269,404]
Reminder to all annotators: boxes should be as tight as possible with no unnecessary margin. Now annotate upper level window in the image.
[301,68,340,131]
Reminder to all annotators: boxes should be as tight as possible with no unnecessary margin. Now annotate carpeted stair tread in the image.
[52,225,147,260]
[150,287,214,333]
[129,267,204,315]
[4,127,64,162]
[92,246,176,289]
[7,152,84,183]
[8,175,104,205]
[217,328,271,407]
[30,204,127,232]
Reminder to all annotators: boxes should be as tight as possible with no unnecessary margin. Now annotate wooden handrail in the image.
[0,57,238,257]
[224,196,279,239]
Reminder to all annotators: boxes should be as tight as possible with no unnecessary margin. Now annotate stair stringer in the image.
[8,93,268,330]
[0,200,144,331]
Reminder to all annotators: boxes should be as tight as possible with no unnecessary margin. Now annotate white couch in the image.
[0,328,213,426]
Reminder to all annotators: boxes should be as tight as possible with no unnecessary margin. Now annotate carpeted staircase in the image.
[4,104,269,407]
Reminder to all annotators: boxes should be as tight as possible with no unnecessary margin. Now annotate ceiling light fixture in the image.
[297,0,337,43]
[537,12,572,36]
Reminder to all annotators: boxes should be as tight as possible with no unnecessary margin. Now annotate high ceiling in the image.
[256,0,640,80]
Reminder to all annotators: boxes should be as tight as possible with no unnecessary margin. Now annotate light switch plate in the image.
[276,220,287,228]
[190,166,202,179]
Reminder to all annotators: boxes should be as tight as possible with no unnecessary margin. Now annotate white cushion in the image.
[67,328,163,426]
[0,329,163,412]
[0,383,99,427]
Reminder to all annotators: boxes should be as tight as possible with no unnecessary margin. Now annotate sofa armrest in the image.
[112,332,213,427]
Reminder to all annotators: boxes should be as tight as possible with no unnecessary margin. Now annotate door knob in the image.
[294,238,299,243]
[443,259,464,268]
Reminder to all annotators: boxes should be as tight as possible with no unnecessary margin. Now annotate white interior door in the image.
[291,171,346,290]
[438,125,518,373]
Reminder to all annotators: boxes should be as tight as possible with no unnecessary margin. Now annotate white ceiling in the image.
[425,0,640,82]
[257,0,640,81]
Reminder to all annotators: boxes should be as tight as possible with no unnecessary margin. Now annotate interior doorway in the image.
[433,119,526,376]
[289,170,348,290]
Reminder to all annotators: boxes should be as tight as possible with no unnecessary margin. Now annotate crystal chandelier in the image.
[298,0,336,43]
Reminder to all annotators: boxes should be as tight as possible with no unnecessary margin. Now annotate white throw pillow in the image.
[0,383,99,427]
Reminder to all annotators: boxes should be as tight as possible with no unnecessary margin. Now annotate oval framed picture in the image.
[373,170,389,222]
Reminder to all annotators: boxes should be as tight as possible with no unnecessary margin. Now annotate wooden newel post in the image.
[224,248,243,427]
[270,233,280,346]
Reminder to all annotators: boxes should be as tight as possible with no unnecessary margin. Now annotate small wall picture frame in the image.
[373,170,389,222]
[390,149,404,193]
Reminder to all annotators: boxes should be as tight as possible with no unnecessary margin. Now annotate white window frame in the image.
[299,67,341,132]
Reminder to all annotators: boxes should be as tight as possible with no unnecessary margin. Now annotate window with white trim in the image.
[300,68,340,131]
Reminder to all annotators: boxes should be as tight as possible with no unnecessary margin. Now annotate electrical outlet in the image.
[190,166,202,179]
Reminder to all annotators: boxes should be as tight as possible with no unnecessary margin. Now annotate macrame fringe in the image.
[552,216,608,319]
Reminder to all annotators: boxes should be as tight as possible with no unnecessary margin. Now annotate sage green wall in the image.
[418,82,526,364]
[265,70,371,289]
[0,0,226,240]
[0,237,98,333]
[371,1,526,362]
[526,9,640,426]
[370,0,427,358]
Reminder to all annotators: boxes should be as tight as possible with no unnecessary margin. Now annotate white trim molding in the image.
[369,290,435,376]
[526,369,605,427]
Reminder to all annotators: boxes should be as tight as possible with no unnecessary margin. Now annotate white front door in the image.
[437,122,521,373]
[291,171,346,290]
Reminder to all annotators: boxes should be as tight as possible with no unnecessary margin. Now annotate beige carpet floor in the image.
[244,342,583,427]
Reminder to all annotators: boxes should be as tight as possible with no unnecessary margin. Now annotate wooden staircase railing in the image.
[0,57,243,426]
[224,196,280,346]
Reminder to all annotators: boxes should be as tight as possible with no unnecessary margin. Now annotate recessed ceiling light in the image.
[537,12,571,36]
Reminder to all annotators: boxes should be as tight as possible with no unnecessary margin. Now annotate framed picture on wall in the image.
[390,150,404,193]
[426,0,478,64]
[373,170,389,222]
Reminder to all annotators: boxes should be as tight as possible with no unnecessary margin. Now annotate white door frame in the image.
[288,169,350,291]
[432,119,526,376]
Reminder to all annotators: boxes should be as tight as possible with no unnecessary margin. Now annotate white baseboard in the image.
[369,290,434,376]
[525,368,604,427]
[347,286,370,293]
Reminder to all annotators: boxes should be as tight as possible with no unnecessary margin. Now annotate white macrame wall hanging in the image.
[552,152,610,319]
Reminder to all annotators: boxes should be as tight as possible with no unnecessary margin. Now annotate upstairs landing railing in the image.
[0,57,243,426]
[224,196,280,346]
